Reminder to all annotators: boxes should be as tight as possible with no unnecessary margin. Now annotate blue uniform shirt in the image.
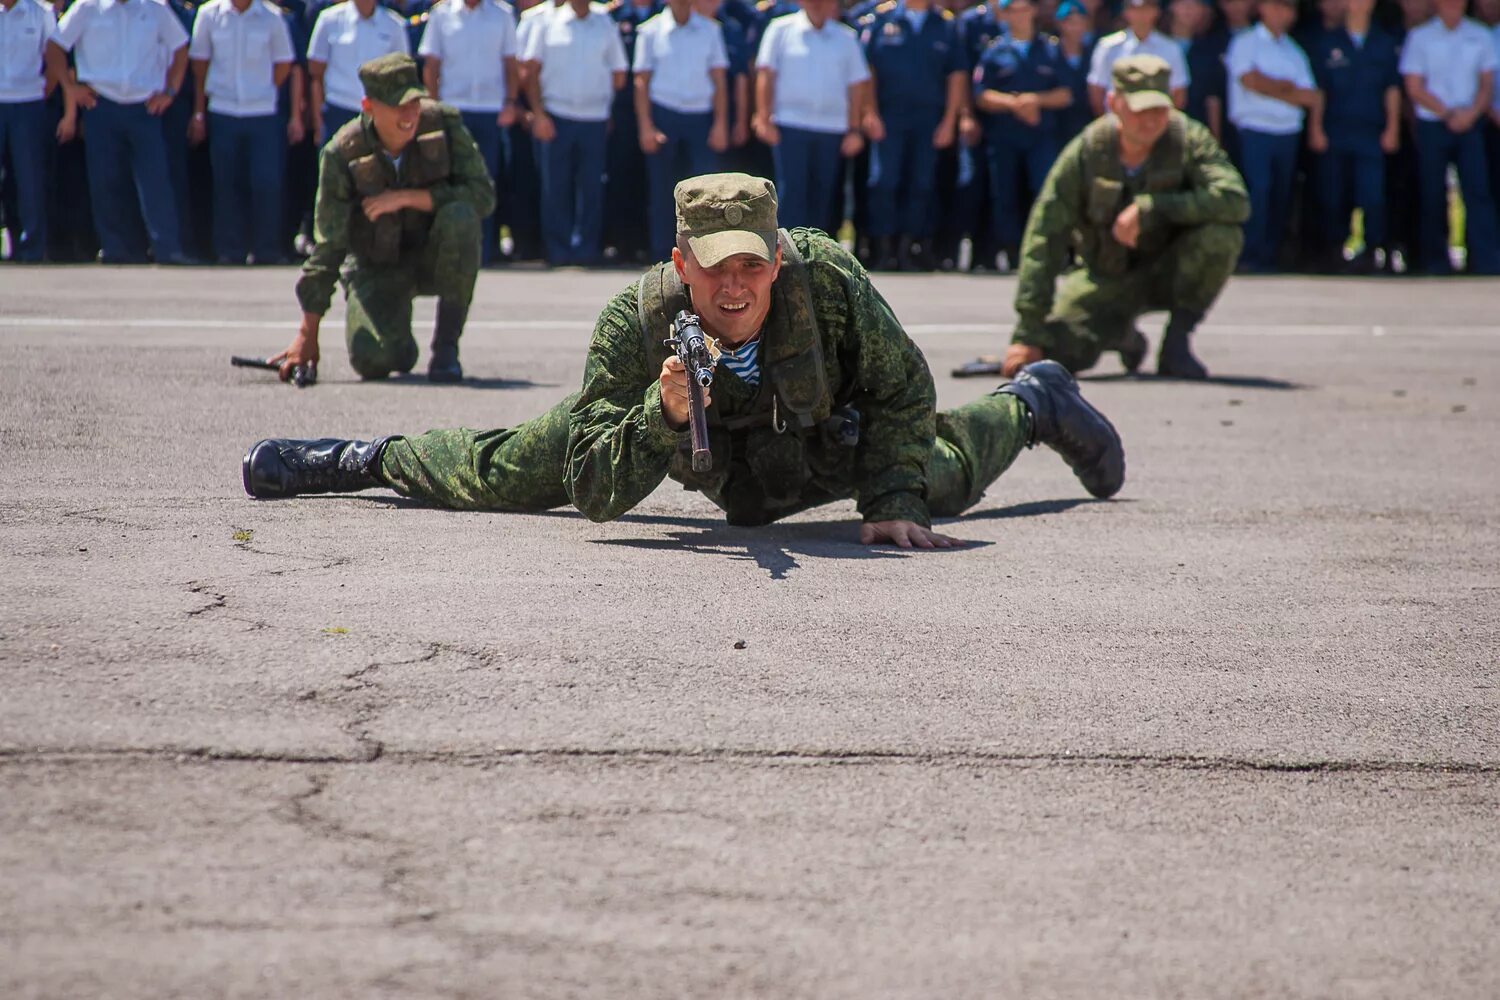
[1309,24,1399,148]
[860,2,962,120]
[1054,38,1094,142]
[973,32,1065,146]
[957,2,1004,70]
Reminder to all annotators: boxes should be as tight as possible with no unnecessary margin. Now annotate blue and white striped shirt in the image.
[717,336,761,387]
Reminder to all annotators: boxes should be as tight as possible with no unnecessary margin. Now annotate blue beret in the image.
[1055,0,1085,16]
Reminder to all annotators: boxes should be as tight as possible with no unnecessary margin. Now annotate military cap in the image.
[674,173,779,267]
[359,53,428,107]
[1112,54,1173,111]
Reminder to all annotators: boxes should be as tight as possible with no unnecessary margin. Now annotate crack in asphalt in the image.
[183,582,228,618]
[2,745,1496,774]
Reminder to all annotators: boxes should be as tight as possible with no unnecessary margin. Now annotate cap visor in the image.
[1122,91,1173,112]
[397,85,429,105]
[685,229,776,268]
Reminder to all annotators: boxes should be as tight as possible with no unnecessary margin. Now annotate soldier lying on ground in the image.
[243,173,1125,550]
[271,53,496,385]
[984,54,1250,381]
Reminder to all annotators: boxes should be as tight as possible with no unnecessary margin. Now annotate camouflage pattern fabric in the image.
[376,230,1032,524]
[1012,112,1249,372]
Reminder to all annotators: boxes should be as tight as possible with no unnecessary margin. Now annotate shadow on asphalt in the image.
[1078,372,1305,390]
[955,497,1127,522]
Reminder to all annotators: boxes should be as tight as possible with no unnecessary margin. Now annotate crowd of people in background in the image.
[2,0,1499,274]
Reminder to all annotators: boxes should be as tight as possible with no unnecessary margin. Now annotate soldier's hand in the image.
[932,117,956,149]
[312,116,325,145]
[498,103,518,128]
[732,119,750,148]
[1381,126,1400,154]
[287,115,306,145]
[707,121,729,153]
[840,129,864,158]
[639,126,665,155]
[269,326,321,383]
[1307,124,1328,153]
[56,114,78,144]
[532,112,557,142]
[70,83,98,110]
[753,116,780,146]
[859,520,965,549]
[1000,342,1043,378]
[862,111,885,142]
[362,190,410,221]
[145,92,173,116]
[1112,202,1142,249]
[187,115,207,146]
[659,356,711,431]
[958,114,981,147]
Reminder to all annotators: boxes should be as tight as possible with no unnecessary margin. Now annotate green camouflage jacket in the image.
[295,102,496,315]
[1013,111,1249,338]
[565,229,940,527]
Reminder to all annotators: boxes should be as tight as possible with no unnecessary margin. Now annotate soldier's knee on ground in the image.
[347,325,419,380]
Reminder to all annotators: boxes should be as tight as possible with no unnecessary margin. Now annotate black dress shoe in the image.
[995,360,1125,499]
[243,438,387,498]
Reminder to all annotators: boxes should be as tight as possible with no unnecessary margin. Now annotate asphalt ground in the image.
[2,264,1498,999]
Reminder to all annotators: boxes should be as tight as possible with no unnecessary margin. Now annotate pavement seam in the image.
[1,746,1496,774]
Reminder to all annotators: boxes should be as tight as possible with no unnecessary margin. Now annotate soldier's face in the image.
[675,247,783,346]
[800,0,837,26]
[1006,0,1036,32]
[1474,0,1500,24]
[1259,0,1295,33]
[1110,94,1171,146]
[1433,0,1465,21]
[1123,3,1160,33]
[363,98,423,153]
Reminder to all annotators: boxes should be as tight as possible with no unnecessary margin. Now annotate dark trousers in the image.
[1414,119,1500,275]
[867,113,941,239]
[0,99,50,261]
[321,103,359,145]
[507,118,543,259]
[1318,142,1387,250]
[1238,128,1299,271]
[772,125,843,233]
[985,136,1058,250]
[603,90,649,261]
[535,113,608,266]
[460,110,510,265]
[208,112,286,263]
[645,105,718,260]
[82,97,183,262]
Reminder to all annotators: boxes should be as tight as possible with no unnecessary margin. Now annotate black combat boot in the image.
[1156,309,1209,380]
[242,437,388,499]
[428,300,466,383]
[1118,327,1148,374]
[995,360,1125,499]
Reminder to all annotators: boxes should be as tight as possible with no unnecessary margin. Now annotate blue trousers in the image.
[460,110,510,264]
[1414,120,1500,275]
[772,125,844,233]
[208,112,286,263]
[82,97,183,262]
[321,103,359,147]
[1317,142,1386,250]
[535,113,607,266]
[0,99,50,261]
[645,105,718,260]
[985,136,1058,249]
[867,113,941,239]
[1238,128,1299,271]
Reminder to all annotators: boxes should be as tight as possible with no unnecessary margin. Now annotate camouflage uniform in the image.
[379,226,1032,528]
[295,60,496,379]
[1012,108,1249,374]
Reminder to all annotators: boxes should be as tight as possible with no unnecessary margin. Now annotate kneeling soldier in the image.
[246,173,1125,549]
[271,53,495,384]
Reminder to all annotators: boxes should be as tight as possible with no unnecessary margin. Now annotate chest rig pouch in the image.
[1078,114,1187,276]
[337,101,453,265]
[636,230,836,511]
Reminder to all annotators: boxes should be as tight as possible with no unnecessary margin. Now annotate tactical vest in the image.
[336,101,452,265]
[636,230,849,521]
[1076,113,1187,276]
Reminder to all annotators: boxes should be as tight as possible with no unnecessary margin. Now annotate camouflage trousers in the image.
[377,391,1031,521]
[342,202,482,379]
[1018,222,1242,373]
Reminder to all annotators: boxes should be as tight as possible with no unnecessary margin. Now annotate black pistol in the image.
[664,310,715,473]
[231,355,317,388]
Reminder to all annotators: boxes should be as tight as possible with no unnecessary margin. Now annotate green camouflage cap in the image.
[674,173,778,267]
[1112,54,1173,112]
[359,53,428,107]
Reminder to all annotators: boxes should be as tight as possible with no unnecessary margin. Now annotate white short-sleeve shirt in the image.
[56,0,190,105]
[1398,16,1499,122]
[308,1,410,112]
[417,0,518,112]
[754,10,869,134]
[1225,23,1314,135]
[188,0,295,117]
[633,9,728,115]
[1087,28,1191,93]
[521,2,627,122]
[0,0,59,104]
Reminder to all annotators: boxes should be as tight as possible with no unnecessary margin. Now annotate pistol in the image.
[231,355,317,388]
[664,310,715,473]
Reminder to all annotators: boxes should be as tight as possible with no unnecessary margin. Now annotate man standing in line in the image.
[187,0,298,265]
[633,0,730,260]
[1087,0,1187,116]
[55,0,193,264]
[418,0,521,266]
[307,0,410,145]
[0,0,74,262]
[1399,0,1500,274]
[753,0,870,233]
[522,0,628,266]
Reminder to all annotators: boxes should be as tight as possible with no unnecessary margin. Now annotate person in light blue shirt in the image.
[418,0,520,264]
[307,0,409,143]
[0,0,73,261]
[56,0,193,263]
[187,0,297,264]
[1399,0,1500,274]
